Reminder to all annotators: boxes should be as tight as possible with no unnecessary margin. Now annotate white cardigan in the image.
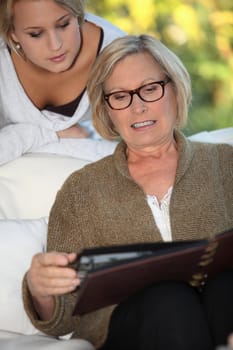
[0,14,125,165]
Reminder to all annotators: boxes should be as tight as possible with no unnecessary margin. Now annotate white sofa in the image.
[0,151,95,350]
[0,129,232,349]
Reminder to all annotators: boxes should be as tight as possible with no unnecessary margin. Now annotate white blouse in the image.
[146,187,173,242]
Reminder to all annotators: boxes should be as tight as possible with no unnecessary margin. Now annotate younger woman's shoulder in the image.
[84,13,126,46]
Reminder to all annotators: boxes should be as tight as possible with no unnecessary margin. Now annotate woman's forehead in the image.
[105,53,163,91]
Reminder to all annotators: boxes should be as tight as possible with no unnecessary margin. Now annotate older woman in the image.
[23,35,233,350]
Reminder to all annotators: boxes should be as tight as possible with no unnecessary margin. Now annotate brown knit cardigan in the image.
[23,131,233,348]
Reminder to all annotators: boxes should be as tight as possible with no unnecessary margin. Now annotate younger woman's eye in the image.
[59,20,70,29]
[29,32,42,38]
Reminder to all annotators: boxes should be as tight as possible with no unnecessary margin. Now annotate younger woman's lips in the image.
[50,53,66,62]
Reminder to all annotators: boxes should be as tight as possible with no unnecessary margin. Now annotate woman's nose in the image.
[47,32,62,51]
[130,93,147,114]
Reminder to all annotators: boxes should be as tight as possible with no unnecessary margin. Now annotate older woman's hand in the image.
[228,333,233,349]
[26,252,80,320]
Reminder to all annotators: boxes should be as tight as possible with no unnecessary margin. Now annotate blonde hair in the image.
[87,34,192,140]
[0,0,85,52]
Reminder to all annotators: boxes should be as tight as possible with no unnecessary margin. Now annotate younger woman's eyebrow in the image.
[23,13,70,30]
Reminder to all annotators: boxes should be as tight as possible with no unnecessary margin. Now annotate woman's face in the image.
[104,52,178,151]
[10,0,81,73]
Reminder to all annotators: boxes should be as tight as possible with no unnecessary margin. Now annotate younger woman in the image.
[0,0,124,164]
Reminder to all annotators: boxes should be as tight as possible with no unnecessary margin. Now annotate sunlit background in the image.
[85,0,233,135]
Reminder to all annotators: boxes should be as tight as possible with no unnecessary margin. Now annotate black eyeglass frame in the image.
[104,77,172,110]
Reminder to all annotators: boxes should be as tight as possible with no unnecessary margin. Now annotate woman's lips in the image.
[131,120,156,129]
[49,53,66,63]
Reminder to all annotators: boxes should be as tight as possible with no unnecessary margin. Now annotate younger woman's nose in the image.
[47,32,62,51]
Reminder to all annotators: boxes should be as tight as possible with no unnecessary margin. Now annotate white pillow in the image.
[0,153,90,220]
[0,332,95,350]
[0,218,47,334]
[188,127,233,144]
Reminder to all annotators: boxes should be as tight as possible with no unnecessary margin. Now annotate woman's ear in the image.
[8,30,24,57]
[9,31,19,44]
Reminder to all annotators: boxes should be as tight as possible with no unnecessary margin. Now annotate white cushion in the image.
[188,127,233,144]
[0,332,95,350]
[0,153,90,219]
[0,218,48,334]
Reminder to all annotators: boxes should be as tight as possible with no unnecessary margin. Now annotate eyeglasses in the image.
[104,77,171,110]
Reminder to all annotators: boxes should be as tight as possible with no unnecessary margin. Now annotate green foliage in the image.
[86,0,233,135]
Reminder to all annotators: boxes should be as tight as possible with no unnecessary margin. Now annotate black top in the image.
[44,27,104,117]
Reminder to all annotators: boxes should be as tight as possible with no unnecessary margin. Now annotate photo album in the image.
[73,227,233,315]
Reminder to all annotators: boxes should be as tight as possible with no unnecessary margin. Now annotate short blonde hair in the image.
[0,0,85,51]
[87,34,192,140]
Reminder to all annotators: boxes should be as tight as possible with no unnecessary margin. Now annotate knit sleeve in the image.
[217,143,233,222]
[22,169,115,348]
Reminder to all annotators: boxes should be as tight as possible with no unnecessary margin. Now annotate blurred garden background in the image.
[86,0,232,136]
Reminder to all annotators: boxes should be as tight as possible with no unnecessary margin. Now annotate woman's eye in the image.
[144,84,158,93]
[113,93,128,101]
[29,32,42,38]
[59,20,70,29]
